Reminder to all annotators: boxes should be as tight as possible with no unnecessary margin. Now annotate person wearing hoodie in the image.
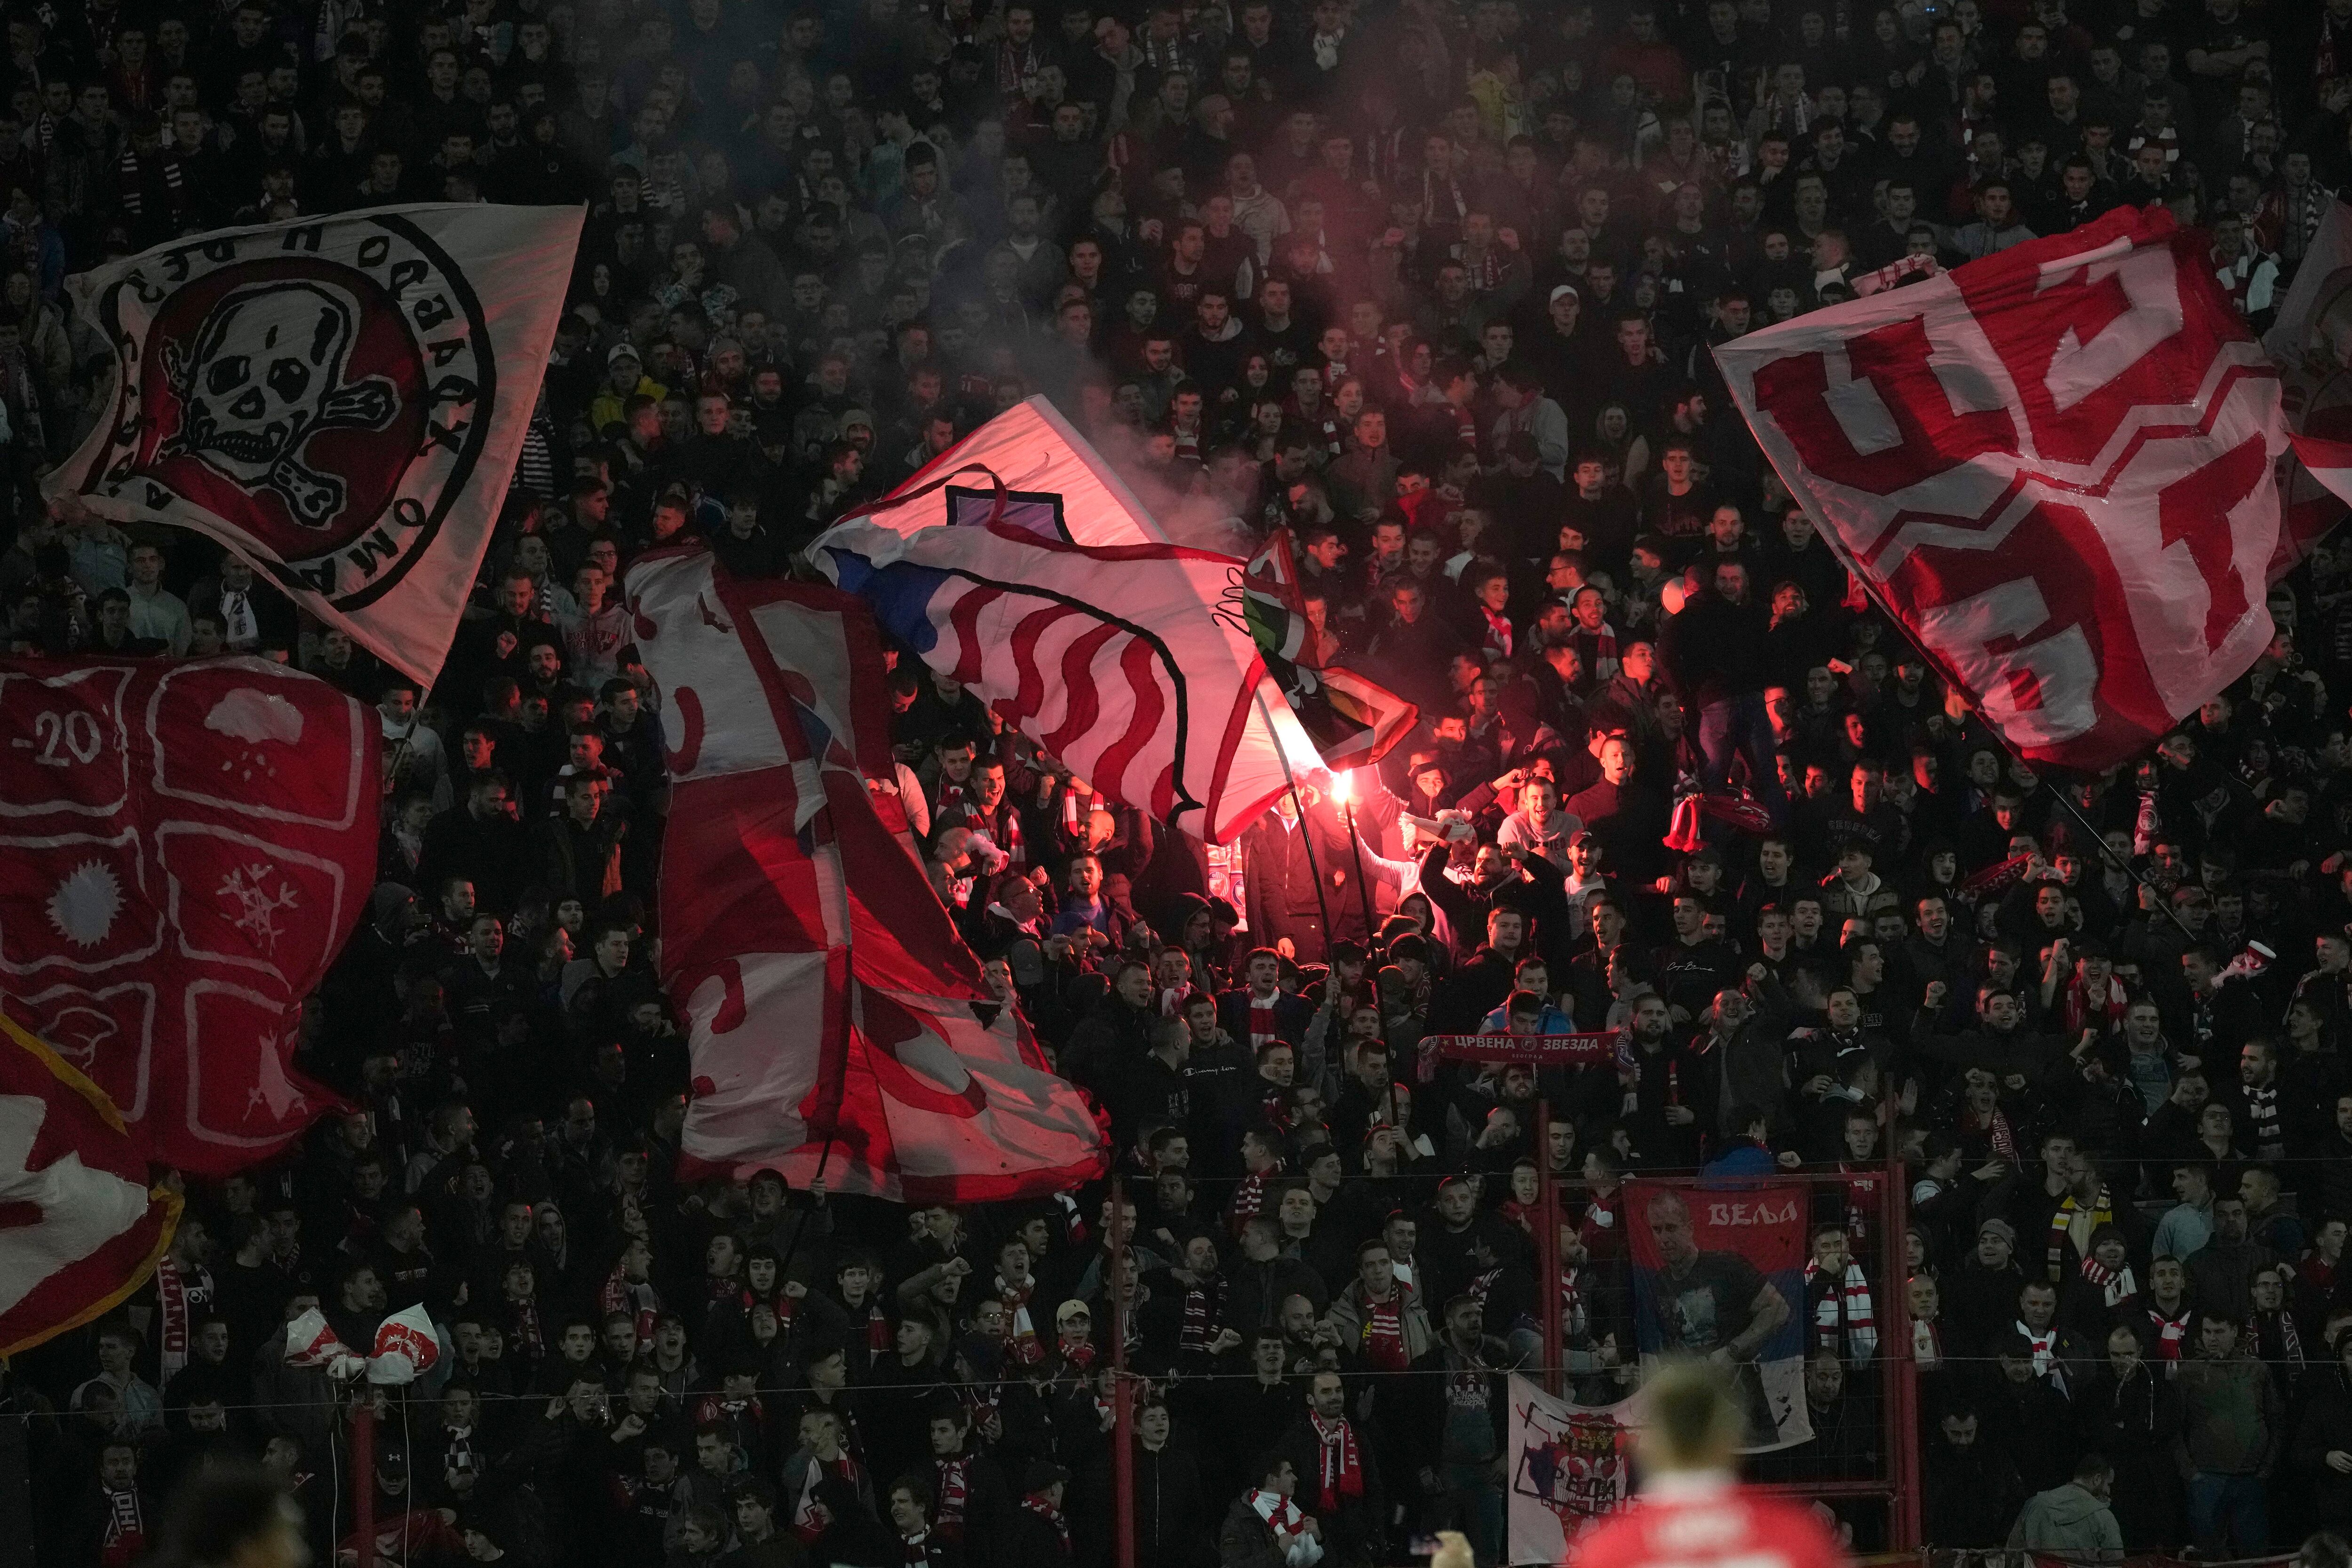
[2007,1453,2124,1560]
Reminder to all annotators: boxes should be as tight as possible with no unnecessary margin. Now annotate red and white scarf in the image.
[154,1257,193,1383]
[1310,1412,1363,1512]
[2081,1256,2138,1308]
[970,797,1027,867]
[2063,974,2129,1037]
[901,1529,934,1566]
[599,1266,661,1347]
[2017,1321,2067,1392]
[794,1455,861,1542]
[863,1299,891,1362]
[2148,1303,2193,1361]
[1359,1289,1410,1371]
[1248,1488,1309,1541]
[1478,606,1515,662]
[1230,1160,1283,1236]
[1574,621,1621,684]
[1245,987,1284,1049]
[1021,1491,1069,1550]
[1559,1262,1587,1339]
[1912,1316,1943,1370]
[999,1275,1043,1366]
[1960,1101,2018,1165]
[934,1455,970,1537]
[1804,1259,1877,1362]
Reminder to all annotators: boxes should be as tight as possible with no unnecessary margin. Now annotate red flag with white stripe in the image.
[624,549,1106,1201]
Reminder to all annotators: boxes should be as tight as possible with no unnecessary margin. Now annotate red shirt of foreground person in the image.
[1564,1359,1845,1568]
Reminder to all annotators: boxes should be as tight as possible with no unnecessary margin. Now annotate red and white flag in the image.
[813,397,1317,843]
[367,1301,441,1384]
[0,1012,179,1359]
[624,549,1106,1202]
[42,204,582,685]
[0,656,376,1172]
[1718,205,2286,772]
[283,1306,360,1374]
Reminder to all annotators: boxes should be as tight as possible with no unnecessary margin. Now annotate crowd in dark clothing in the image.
[3,0,2352,1563]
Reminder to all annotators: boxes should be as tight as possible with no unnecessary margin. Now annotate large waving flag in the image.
[1717,205,2284,771]
[623,548,1105,1201]
[0,1011,180,1359]
[813,398,1322,843]
[44,204,583,685]
[0,656,374,1172]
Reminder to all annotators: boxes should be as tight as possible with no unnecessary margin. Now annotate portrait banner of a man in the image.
[1625,1183,1813,1452]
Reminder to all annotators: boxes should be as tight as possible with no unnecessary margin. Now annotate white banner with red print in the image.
[624,548,1106,1202]
[1717,205,2287,772]
[0,656,377,1172]
[1506,1373,1636,1566]
[43,204,583,686]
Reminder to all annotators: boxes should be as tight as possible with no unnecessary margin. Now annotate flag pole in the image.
[2035,779,2195,942]
[1253,690,1340,962]
[1110,1174,1136,1568]
[1335,782,1379,947]
[350,1388,374,1568]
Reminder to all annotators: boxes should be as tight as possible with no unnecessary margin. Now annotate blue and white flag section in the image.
[43,203,584,685]
[811,398,1322,844]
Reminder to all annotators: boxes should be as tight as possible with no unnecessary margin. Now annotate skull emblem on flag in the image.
[159,279,400,528]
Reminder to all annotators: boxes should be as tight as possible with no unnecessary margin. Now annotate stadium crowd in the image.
[2,0,2352,1563]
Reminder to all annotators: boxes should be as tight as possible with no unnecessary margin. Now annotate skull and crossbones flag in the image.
[43,204,583,685]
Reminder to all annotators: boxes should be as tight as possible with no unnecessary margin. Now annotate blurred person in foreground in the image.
[1555,1358,1844,1568]
[147,1460,309,1568]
